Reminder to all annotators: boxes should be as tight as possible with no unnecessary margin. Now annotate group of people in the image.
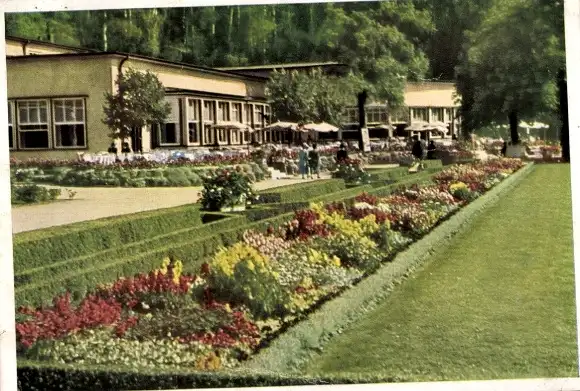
[298,143,321,179]
[411,136,438,163]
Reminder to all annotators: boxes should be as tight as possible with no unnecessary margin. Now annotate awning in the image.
[212,121,255,132]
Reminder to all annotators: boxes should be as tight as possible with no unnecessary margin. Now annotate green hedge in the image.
[366,168,442,197]
[16,360,405,391]
[257,179,345,203]
[15,213,248,307]
[13,205,203,274]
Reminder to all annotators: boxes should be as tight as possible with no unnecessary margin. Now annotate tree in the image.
[266,69,366,125]
[103,68,171,143]
[456,0,565,144]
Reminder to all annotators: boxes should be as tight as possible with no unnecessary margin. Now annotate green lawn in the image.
[303,164,578,381]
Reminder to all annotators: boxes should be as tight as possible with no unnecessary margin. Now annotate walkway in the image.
[11,174,331,234]
[303,164,577,381]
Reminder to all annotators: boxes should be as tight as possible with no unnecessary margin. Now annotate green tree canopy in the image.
[103,68,171,141]
[456,0,565,144]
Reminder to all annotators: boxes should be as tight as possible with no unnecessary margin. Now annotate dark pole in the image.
[357,90,368,151]
[558,69,570,163]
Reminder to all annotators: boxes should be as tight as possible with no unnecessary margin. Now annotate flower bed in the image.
[17,158,525,372]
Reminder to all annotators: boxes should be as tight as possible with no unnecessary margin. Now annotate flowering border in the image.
[240,162,535,374]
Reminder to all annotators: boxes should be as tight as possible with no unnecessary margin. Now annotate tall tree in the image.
[456,0,565,145]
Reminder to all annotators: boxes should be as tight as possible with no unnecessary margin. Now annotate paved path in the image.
[11,174,331,234]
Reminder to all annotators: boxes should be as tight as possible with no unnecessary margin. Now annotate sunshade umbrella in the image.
[302,122,339,133]
[264,121,299,131]
[405,121,430,132]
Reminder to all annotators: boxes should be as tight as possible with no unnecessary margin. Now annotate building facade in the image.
[6,39,272,159]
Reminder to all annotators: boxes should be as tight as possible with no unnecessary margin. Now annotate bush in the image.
[199,168,257,211]
[332,159,371,185]
[12,184,61,204]
[209,243,293,319]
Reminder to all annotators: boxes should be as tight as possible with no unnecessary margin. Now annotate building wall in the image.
[7,57,114,160]
[6,40,24,56]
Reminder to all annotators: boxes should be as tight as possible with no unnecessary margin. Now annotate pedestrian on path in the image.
[299,144,309,179]
[308,143,321,179]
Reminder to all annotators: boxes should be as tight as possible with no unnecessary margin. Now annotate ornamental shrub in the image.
[209,243,292,319]
[199,167,257,211]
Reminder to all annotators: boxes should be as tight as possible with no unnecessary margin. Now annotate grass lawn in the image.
[303,164,578,381]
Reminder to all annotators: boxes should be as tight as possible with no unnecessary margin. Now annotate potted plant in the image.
[199,167,258,212]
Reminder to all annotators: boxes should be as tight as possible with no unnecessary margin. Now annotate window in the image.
[158,97,181,146]
[367,107,386,124]
[231,129,240,144]
[8,101,14,149]
[242,129,250,144]
[264,105,271,126]
[432,108,444,122]
[17,100,50,149]
[343,107,358,124]
[53,98,86,148]
[264,129,272,143]
[244,103,253,125]
[217,102,230,122]
[232,103,242,123]
[203,100,215,122]
[254,105,264,129]
[187,98,201,145]
[217,128,227,144]
[203,124,214,145]
[411,108,429,122]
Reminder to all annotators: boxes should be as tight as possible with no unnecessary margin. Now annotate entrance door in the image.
[130,127,143,153]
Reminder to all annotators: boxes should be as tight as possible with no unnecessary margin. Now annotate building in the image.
[6,36,461,159]
[6,38,272,159]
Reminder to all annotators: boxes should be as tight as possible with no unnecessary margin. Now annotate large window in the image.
[8,101,14,149]
[203,100,215,123]
[254,105,264,129]
[432,108,444,123]
[203,124,214,145]
[264,105,270,126]
[202,100,216,145]
[217,102,230,122]
[53,98,86,148]
[17,100,50,149]
[158,97,181,146]
[187,98,201,145]
[411,108,429,122]
[232,103,242,123]
[217,128,227,144]
[366,106,388,124]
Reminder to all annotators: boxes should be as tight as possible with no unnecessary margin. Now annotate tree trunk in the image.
[508,110,519,145]
[358,90,368,151]
[558,69,570,162]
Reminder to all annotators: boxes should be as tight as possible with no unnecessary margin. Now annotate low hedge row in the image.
[13,204,203,274]
[17,163,534,390]
[17,360,403,391]
[257,179,345,204]
[15,213,248,307]
[243,162,536,374]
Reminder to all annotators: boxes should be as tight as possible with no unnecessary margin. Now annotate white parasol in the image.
[213,121,254,132]
[302,122,339,133]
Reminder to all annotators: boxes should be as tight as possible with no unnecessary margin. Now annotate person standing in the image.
[411,136,425,169]
[337,142,348,163]
[308,143,321,179]
[298,144,309,179]
[427,140,437,160]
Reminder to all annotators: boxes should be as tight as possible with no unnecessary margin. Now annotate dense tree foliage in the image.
[103,68,170,141]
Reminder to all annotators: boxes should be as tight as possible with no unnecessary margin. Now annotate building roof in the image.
[6,35,98,53]
[218,61,348,71]
[6,51,269,82]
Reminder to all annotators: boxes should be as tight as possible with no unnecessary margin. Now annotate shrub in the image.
[209,243,292,319]
[12,184,61,204]
[199,168,257,211]
[332,159,371,185]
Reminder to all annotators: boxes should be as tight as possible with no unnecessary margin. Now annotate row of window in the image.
[8,98,87,150]
[158,97,271,147]
[7,96,272,150]
[343,107,456,125]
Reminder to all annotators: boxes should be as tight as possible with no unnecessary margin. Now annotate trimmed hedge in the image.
[257,179,345,203]
[17,360,405,391]
[13,204,202,273]
[242,163,535,374]
[15,213,248,307]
